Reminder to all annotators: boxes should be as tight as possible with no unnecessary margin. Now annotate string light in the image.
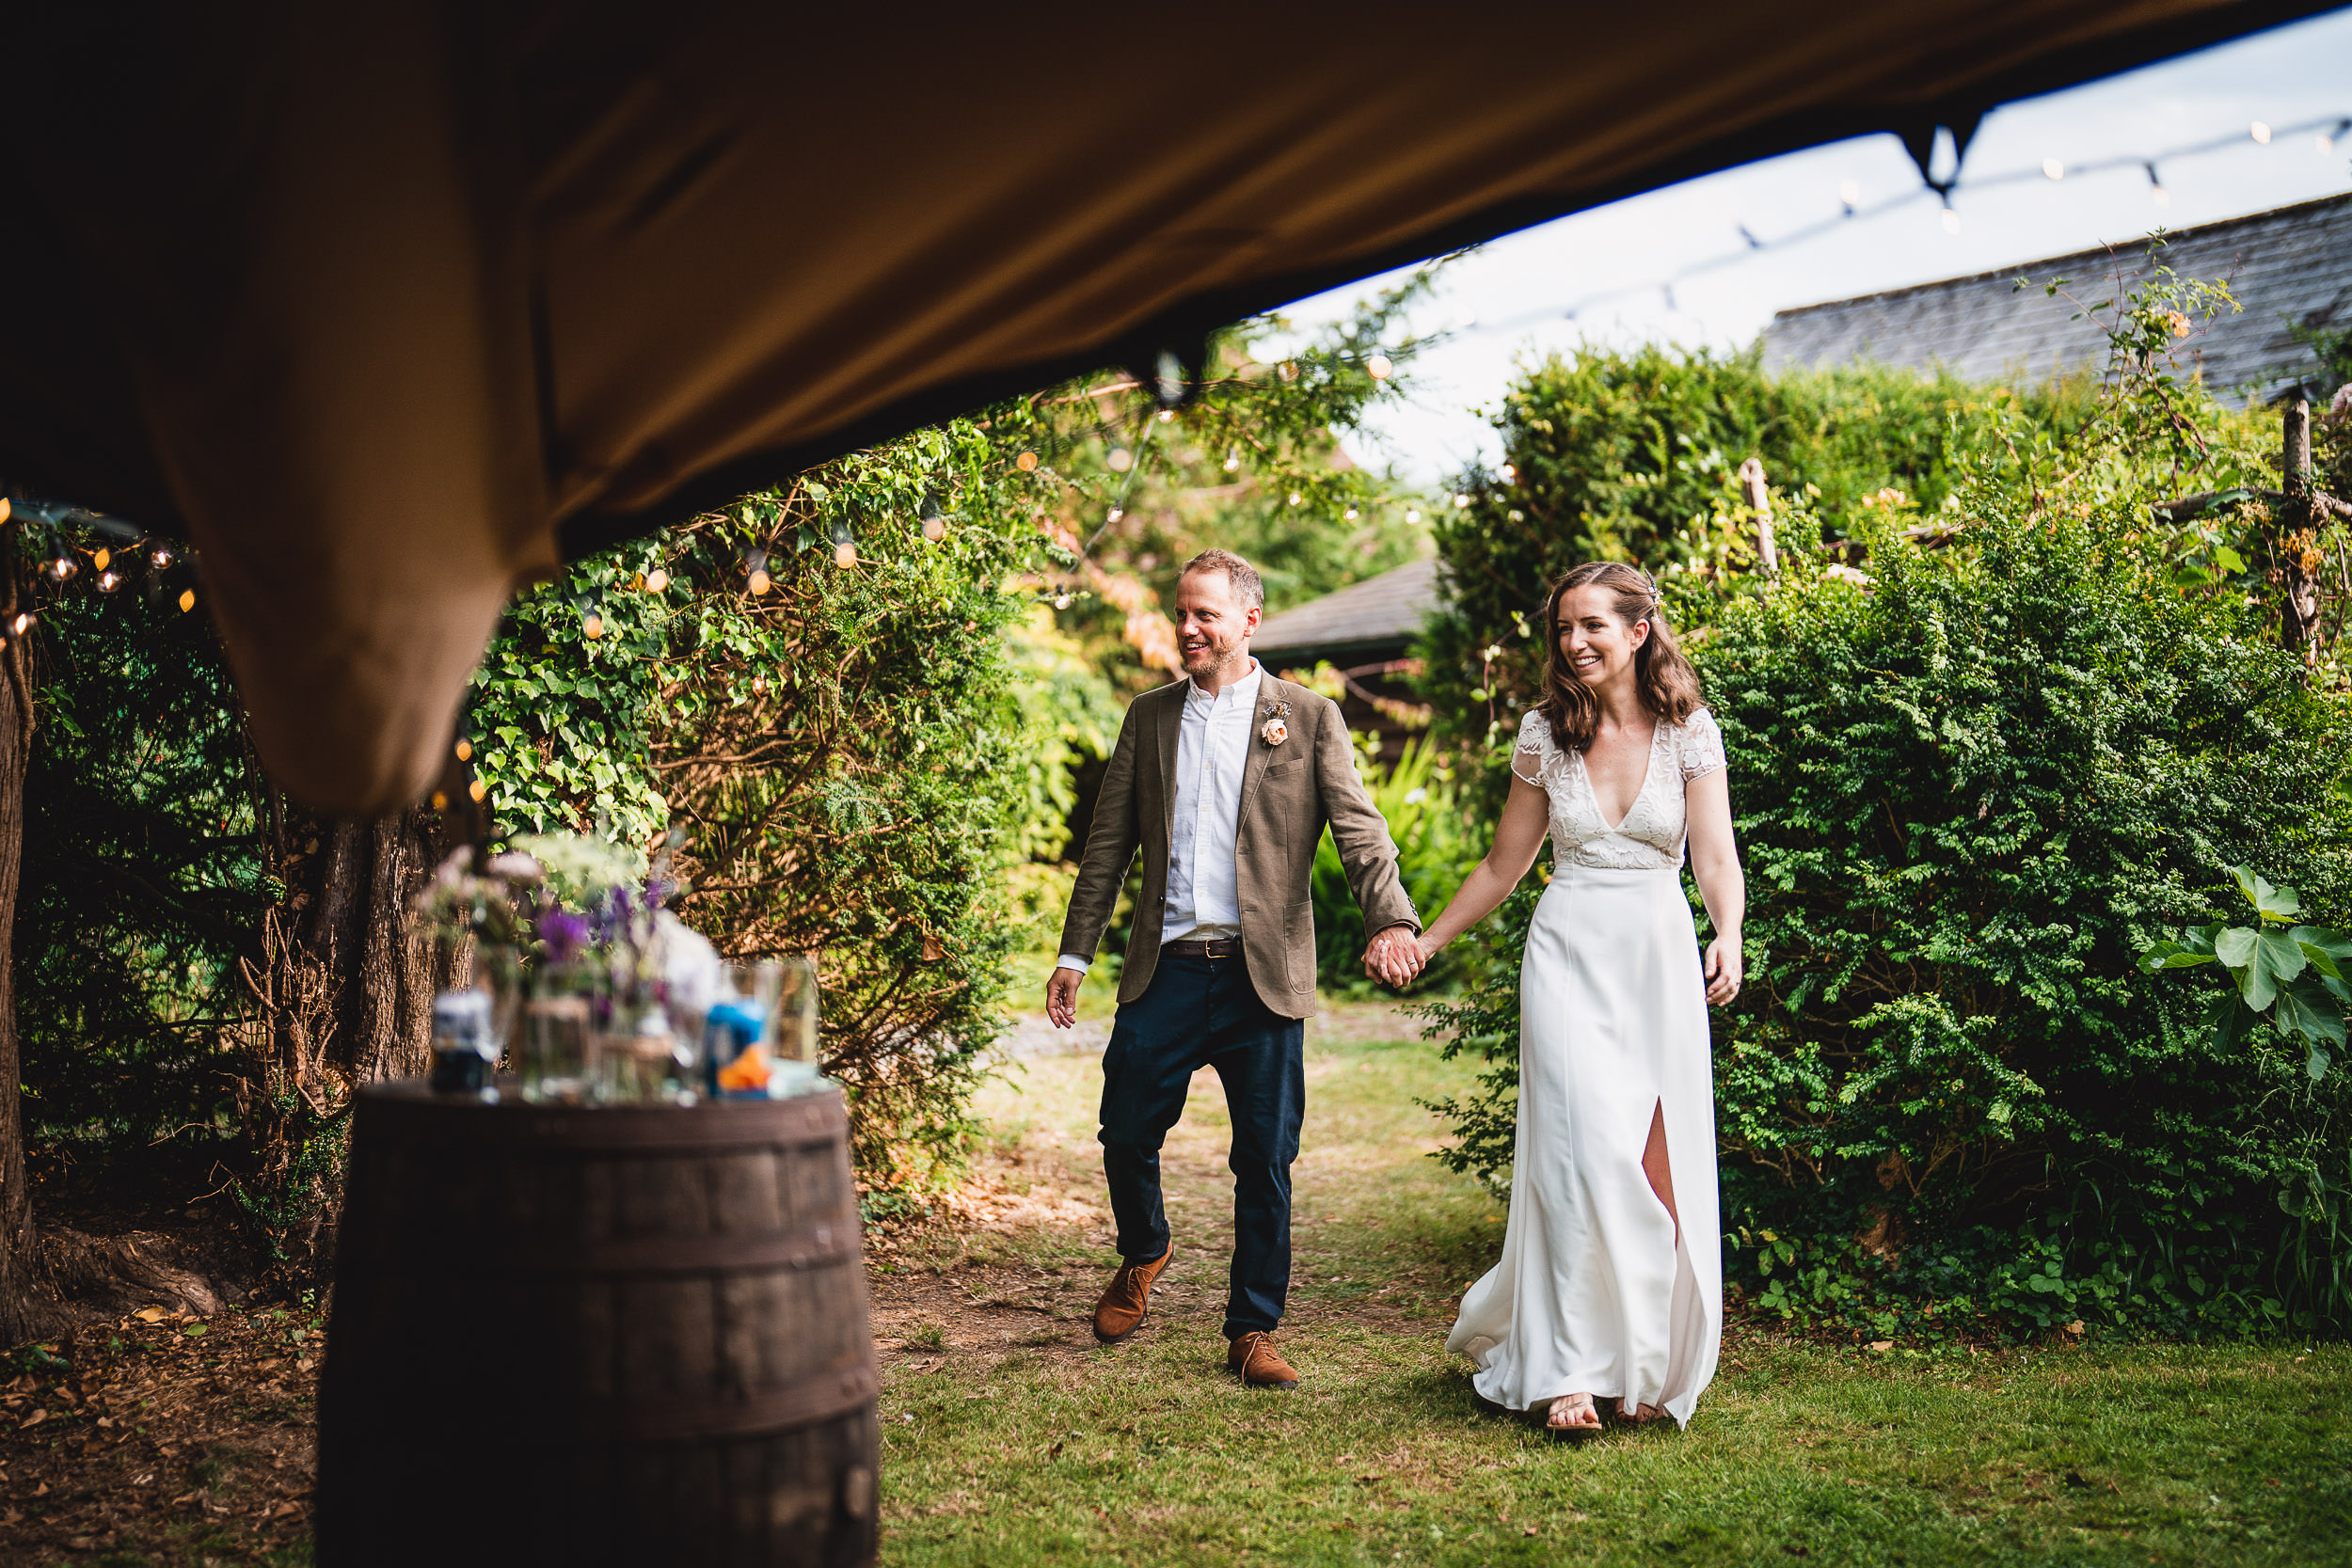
[468,778,486,803]
[1343,507,1359,521]
[832,520,858,568]
[1287,492,1303,507]
[1106,506,1123,524]
[2251,120,2272,144]
[1277,361,1298,382]
[151,545,172,568]
[1454,493,1471,509]
[93,546,111,570]
[1837,178,1860,214]
[644,567,669,593]
[1501,464,1518,481]
[97,569,120,593]
[1106,447,1134,472]
[1941,206,1963,234]
[582,609,604,639]
[1405,508,1422,524]
[744,547,771,594]
[1222,448,1241,472]
[1052,592,1073,610]
[454,737,473,761]
[1366,354,1393,379]
[2042,158,2064,180]
[1156,408,1176,422]
[430,790,449,811]
[1016,451,1039,472]
[2146,163,2169,206]
[10,612,32,635]
[177,588,196,613]
[923,515,946,542]
[46,555,74,580]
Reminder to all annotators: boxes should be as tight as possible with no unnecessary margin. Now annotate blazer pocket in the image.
[1283,897,1316,991]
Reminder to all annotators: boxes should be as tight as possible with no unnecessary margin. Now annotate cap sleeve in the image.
[1677,707,1726,783]
[1511,707,1555,787]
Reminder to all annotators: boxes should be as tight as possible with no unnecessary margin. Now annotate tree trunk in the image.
[233,800,453,1275]
[0,531,56,1342]
[2280,398,2324,660]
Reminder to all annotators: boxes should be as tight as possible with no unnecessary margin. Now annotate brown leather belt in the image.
[1163,938,1243,959]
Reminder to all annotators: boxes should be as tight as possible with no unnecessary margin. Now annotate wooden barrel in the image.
[316,1082,879,1567]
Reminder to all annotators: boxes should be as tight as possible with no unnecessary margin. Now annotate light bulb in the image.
[430,791,449,812]
[93,547,111,571]
[151,546,172,568]
[645,567,669,593]
[923,515,946,542]
[748,567,771,594]
[834,541,857,568]
[1106,447,1133,472]
[468,778,487,803]
[1288,492,1302,507]
[1454,494,1471,509]
[752,674,767,696]
[1223,449,1240,472]
[1836,178,1860,209]
[1157,409,1175,422]
[97,569,120,593]
[1053,593,1073,610]
[46,557,72,580]
[454,738,473,761]
[2251,121,2272,144]
[1405,508,1422,524]
[2153,184,2170,207]
[1343,508,1359,521]
[1016,451,1038,472]
[8,612,29,635]
[1107,507,1124,523]
[582,611,605,639]
[1366,354,1393,380]
[1278,361,1298,382]
[1501,464,1518,482]
[177,588,196,613]
[1941,208,1963,234]
[2042,158,2063,181]
[2320,134,2336,155]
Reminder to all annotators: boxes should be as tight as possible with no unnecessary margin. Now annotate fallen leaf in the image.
[32,1481,48,1497]
[135,1307,167,1323]
[1867,1340,1893,1353]
[20,1407,47,1429]
[66,1538,95,1551]
[183,1323,209,1338]
[97,1416,115,1429]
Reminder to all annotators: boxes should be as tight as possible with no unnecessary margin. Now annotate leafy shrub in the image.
[1431,495,2352,1337]
[1421,343,2092,781]
[1307,735,1482,995]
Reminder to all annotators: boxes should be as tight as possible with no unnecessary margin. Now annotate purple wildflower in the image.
[539,909,591,968]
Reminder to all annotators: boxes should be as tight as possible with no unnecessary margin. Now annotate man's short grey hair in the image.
[1180,548,1264,610]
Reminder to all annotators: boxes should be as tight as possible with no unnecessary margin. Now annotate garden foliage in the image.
[1422,274,2352,1338]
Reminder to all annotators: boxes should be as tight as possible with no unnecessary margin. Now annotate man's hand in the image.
[1046,965,1083,1028]
[1362,925,1425,990]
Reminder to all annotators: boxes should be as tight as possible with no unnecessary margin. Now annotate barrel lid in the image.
[353,1079,849,1150]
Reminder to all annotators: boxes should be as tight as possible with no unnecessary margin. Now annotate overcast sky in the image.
[1277,7,2352,485]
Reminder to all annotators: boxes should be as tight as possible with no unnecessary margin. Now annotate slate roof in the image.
[1252,556,1440,664]
[1761,194,2352,403]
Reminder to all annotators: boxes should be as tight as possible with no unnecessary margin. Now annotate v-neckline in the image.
[1574,721,1661,833]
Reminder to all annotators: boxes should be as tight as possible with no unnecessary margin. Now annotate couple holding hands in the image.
[1046,547,1744,1431]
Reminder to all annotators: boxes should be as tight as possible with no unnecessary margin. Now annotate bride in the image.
[1407,561,1743,1432]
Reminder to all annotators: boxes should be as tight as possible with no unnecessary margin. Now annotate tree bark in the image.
[0,531,56,1342]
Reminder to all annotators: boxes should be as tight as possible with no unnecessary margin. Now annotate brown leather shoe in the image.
[1091,1243,1173,1342]
[1226,1331,1298,1388]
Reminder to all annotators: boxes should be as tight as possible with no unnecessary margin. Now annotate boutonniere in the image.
[1259,697,1292,748]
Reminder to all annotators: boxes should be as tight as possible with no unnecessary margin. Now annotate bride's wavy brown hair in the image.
[1536,562,1704,752]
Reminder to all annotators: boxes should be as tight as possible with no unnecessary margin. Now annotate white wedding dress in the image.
[1445,705,1724,1428]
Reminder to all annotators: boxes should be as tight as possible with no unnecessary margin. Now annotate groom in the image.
[1046,548,1422,1388]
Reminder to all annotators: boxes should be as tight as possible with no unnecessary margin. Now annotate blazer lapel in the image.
[1153,680,1184,838]
[1234,674,1284,826]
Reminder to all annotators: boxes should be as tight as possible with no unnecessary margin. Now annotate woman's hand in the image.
[1703,934,1743,1006]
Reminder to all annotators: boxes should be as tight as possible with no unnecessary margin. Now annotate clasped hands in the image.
[1362,924,1430,990]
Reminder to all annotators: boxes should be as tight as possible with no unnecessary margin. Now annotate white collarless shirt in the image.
[1057,662,1262,974]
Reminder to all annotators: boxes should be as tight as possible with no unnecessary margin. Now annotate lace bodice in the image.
[1512,706,1725,870]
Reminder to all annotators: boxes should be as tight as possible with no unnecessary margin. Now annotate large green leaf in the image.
[2231,865,2304,925]
[2272,974,2348,1051]
[2141,921,2221,973]
[2219,924,2307,1010]
[2295,927,2352,1005]
[2208,990,2257,1053]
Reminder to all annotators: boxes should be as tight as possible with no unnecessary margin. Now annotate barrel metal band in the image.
[573,1361,882,1444]
[361,1224,860,1277]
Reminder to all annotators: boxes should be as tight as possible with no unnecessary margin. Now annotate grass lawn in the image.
[867,1010,2352,1566]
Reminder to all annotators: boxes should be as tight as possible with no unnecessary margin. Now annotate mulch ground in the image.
[1,1291,321,1567]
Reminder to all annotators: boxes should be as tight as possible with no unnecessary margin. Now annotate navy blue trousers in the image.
[1098,952,1306,1338]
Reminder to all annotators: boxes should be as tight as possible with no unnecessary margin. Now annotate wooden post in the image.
[1737,457,1778,577]
[2281,398,2322,660]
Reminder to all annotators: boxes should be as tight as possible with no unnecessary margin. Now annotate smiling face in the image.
[1555,582,1649,689]
[1172,566,1261,682]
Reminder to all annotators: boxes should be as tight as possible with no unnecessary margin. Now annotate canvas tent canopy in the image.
[0,1,2331,814]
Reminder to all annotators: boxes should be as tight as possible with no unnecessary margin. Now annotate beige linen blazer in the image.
[1057,673,1419,1018]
